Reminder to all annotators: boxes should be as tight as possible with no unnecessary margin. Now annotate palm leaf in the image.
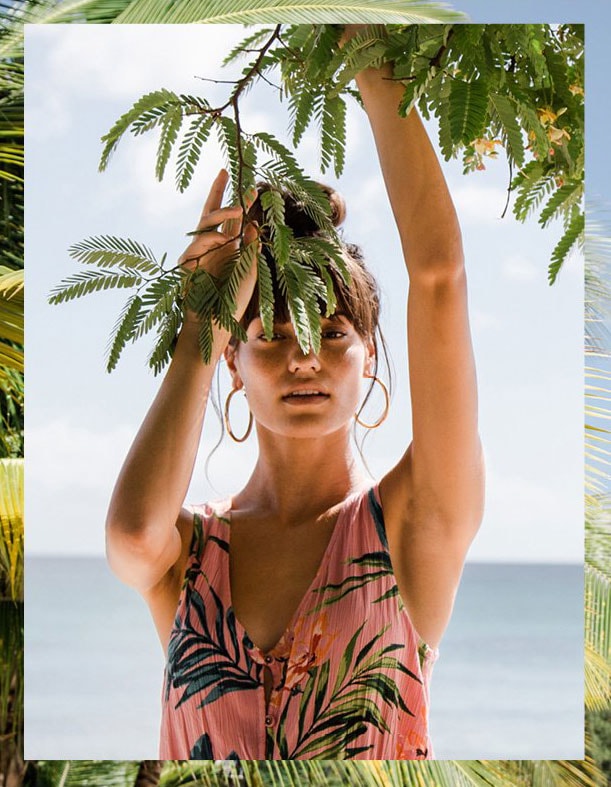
[114,0,466,25]
[0,458,22,602]
[0,267,23,345]
[34,761,140,787]
[0,268,23,382]
[585,565,611,712]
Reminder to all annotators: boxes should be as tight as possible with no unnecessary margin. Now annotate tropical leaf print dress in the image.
[160,486,438,760]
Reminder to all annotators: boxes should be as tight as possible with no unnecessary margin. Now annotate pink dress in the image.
[159,485,438,760]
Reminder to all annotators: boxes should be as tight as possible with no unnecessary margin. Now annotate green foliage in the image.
[548,206,584,284]
[448,78,488,147]
[52,22,583,371]
[588,710,611,784]
[112,0,466,26]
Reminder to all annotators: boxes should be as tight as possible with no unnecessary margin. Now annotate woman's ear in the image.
[364,337,376,376]
[224,343,243,389]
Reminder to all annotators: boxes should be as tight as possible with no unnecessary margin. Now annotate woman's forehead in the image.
[247,312,350,329]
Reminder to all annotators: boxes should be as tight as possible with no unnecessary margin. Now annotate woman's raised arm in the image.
[349,35,485,648]
[106,170,257,596]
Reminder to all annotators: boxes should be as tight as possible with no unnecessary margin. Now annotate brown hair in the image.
[236,181,381,343]
[205,181,392,482]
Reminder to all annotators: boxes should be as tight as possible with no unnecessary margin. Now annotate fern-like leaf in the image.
[253,131,302,178]
[99,89,180,171]
[175,114,214,193]
[261,188,291,268]
[278,263,313,354]
[320,92,346,177]
[294,236,350,286]
[488,92,525,169]
[397,66,438,118]
[517,101,550,162]
[289,86,322,149]
[132,276,183,340]
[215,115,243,201]
[156,105,183,182]
[148,306,183,375]
[449,78,488,147]
[334,27,389,92]
[222,27,276,66]
[68,236,160,273]
[548,207,584,284]
[257,252,275,340]
[511,162,550,222]
[538,180,583,228]
[48,270,142,305]
[106,294,144,372]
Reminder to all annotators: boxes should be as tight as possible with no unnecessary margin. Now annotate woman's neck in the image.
[233,427,369,525]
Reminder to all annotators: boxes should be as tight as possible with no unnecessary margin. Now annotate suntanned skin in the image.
[106,27,485,694]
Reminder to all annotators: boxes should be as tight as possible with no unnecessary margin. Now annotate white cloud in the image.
[501,253,538,282]
[30,25,251,101]
[469,465,583,563]
[471,309,502,332]
[453,183,509,225]
[27,420,135,494]
[344,174,388,235]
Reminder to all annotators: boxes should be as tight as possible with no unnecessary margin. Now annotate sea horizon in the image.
[25,557,584,760]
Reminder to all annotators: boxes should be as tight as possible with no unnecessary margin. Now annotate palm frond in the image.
[0,267,23,381]
[34,760,140,787]
[114,0,466,25]
[0,458,22,601]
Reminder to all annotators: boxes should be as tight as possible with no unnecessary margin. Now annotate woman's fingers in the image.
[181,174,260,275]
[190,205,243,236]
[201,168,229,217]
[222,186,258,238]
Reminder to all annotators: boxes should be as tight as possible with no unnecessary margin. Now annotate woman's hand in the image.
[179,168,259,327]
[338,24,369,48]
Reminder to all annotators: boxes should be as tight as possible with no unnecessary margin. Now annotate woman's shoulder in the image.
[339,482,387,550]
[182,498,233,551]
[188,496,232,523]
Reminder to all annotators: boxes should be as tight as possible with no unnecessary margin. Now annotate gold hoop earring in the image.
[224,387,253,443]
[355,375,390,429]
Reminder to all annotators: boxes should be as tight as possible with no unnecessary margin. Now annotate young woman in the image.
[106,28,484,760]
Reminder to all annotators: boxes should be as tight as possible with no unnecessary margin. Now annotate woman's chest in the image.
[227,517,337,654]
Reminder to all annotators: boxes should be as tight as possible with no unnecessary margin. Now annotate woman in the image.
[106,27,484,760]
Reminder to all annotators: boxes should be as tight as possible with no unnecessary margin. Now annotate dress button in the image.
[264,655,273,664]
[265,715,274,727]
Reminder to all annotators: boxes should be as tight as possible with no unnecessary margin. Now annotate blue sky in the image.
[25,13,588,562]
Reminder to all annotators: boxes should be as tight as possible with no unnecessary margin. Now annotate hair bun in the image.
[250,180,346,235]
[319,184,346,228]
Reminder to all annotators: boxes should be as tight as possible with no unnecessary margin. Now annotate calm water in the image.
[25,558,584,760]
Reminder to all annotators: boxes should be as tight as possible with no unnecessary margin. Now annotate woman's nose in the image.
[288,344,321,373]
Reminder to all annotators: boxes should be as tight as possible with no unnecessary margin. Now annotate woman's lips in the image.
[282,390,330,405]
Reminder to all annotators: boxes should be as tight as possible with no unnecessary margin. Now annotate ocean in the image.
[25,559,584,761]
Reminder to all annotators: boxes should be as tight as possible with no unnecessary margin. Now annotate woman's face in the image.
[226,314,375,439]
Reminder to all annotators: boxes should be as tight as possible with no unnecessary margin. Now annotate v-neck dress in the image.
[159,485,438,760]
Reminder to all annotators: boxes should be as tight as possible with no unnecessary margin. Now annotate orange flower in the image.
[537,106,567,126]
[547,125,571,144]
[569,84,584,97]
[473,137,502,157]
[283,612,336,692]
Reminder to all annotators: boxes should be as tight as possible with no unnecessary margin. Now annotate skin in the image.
[106,28,485,673]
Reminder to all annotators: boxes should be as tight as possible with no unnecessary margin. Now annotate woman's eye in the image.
[322,330,345,339]
[258,333,284,341]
